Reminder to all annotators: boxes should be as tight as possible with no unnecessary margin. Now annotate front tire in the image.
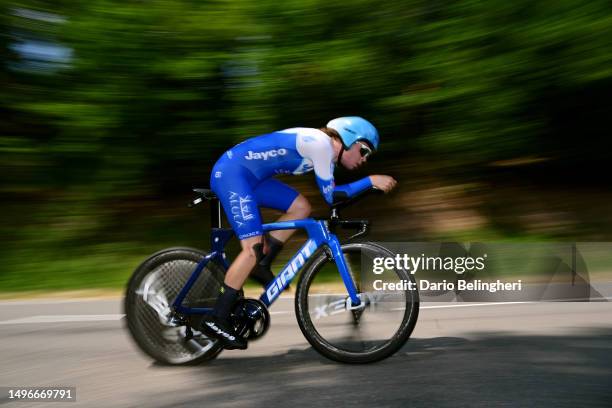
[295,242,419,363]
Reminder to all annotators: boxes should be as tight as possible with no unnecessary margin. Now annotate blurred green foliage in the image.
[1,0,611,291]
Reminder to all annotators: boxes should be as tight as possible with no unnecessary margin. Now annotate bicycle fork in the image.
[326,236,362,307]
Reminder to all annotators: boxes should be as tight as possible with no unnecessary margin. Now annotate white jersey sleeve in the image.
[293,128,336,203]
[293,127,372,205]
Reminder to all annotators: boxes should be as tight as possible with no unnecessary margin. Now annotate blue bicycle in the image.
[124,187,419,364]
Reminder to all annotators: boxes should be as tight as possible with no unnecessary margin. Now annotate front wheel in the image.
[124,247,225,365]
[295,242,419,363]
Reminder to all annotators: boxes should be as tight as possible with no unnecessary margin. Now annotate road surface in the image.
[1,297,611,407]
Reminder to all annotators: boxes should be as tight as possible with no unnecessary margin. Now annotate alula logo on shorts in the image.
[228,191,254,228]
[244,148,287,160]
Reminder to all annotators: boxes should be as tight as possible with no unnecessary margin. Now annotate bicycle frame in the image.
[171,218,361,315]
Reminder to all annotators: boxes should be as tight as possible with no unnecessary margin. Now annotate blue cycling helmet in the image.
[326,116,379,151]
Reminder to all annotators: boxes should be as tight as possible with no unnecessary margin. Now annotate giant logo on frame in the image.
[265,239,317,302]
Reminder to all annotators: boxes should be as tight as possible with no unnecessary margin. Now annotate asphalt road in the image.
[1,297,611,408]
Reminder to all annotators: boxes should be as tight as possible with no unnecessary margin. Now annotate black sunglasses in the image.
[357,142,372,159]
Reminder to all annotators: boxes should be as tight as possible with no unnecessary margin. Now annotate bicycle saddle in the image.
[192,188,218,200]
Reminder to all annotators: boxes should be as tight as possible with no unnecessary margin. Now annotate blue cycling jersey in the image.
[210,127,372,239]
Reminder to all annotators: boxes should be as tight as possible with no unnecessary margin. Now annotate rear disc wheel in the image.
[124,247,225,365]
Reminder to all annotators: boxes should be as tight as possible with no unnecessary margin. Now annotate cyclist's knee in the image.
[240,235,263,259]
[288,195,311,218]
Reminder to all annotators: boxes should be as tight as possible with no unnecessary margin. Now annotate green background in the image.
[1,0,611,292]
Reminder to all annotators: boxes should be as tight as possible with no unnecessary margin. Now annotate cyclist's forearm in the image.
[316,176,372,205]
[334,176,372,198]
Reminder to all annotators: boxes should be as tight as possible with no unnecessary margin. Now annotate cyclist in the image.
[201,116,397,349]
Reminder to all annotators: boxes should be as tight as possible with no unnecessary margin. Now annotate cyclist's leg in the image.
[224,236,261,288]
[204,165,264,348]
[269,194,311,242]
[211,166,264,289]
[251,179,311,286]
[253,178,311,243]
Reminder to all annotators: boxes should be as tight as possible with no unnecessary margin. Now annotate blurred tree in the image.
[1,0,611,290]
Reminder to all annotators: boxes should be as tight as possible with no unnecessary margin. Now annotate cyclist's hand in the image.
[369,175,397,193]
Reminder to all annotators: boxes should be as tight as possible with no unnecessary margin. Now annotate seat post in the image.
[210,197,223,228]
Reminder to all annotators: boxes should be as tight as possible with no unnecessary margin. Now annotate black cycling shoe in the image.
[201,315,247,350]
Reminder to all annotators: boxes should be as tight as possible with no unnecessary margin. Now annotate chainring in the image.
[230,298,270,341]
